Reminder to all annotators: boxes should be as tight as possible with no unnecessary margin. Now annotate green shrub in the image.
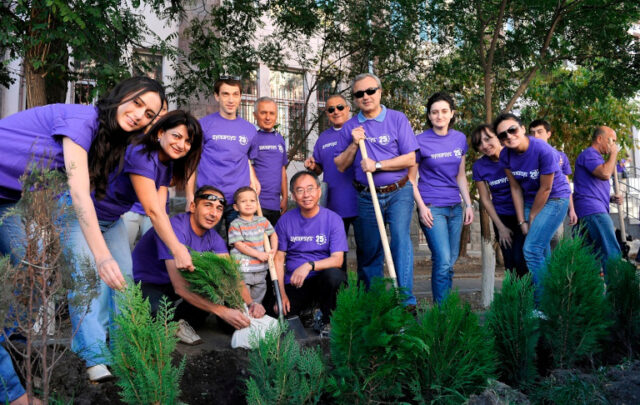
[407,292,497,404]
[531,371,608,405]
[109,282,185,405]
[246,323,326,405]
[184,251,244,309]
[486,271,539,388]
[605,256,640,357]
[328,272,415,404]
[540,235,612,369]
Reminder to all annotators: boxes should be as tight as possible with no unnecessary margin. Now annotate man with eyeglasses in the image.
[334,73,418,307]
[305,94,358,272]
[273,171,348,336]
[186,76,260,237]
[133,186,265,345]
[251,96,288,226]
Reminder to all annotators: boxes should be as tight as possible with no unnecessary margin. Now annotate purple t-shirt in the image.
[197,113,257,203]
[132,212,228,284]
[472,155,515,215]
[499,137,571,204]
[0,104,98,202]
[251,130,287,211]
[93,144,172,221]
[336,106,418,186]
[557,150,572,176]
[129,199,169,216]
[416,128,467,207]
[275,206,348,284]
[313,128,358,218]
[573,147,610,218]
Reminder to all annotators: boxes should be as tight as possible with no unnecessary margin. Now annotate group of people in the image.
[0,71,625,404]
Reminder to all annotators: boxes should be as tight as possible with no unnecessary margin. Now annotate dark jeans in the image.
[495,214,528,277]
[342,216,357,272]
[262,208,281,227]
[279,268,346,324]
[214,204,239,241]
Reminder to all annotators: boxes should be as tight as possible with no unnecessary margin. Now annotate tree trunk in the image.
[479,202,495,307]
[459,223,470,257]
[25,63,48,108]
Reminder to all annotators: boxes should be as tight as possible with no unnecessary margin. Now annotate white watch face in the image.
[375,162,382,169]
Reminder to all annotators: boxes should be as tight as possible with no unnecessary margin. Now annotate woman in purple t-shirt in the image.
[495,113,570,301]
[471,124,527,277]
[409,92,474,303]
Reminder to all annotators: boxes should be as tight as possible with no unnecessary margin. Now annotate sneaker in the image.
[320,323,331,338]
[531,309,548,320]
[176,319,203,345]
[87,364,113,382]
[312,309,324,334]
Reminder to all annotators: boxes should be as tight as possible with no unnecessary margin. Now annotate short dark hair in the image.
[233,186,256,203]
[592,126,608,143]
[326,94,347,105]
[492,113,523,135]
[470,124,496,152]
[290,170,321,193]
[529,119,551,133]
[194,185,225,205]
[214,77,242,95]
[426,92,456,129]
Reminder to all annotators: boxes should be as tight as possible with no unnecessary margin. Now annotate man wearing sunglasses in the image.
[305,94,358,272]
[334,73,419,306]
[133,186,265,344]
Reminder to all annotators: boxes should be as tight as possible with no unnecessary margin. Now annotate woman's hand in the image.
[496,224,513,248]
[463,206,474,225]
[96,256,126,290]
[520,221,529,236]
[418,205,434,228]
[173,243,195,271]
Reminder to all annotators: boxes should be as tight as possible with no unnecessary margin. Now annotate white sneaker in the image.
[177,319,203,345]
[87,364,113,382]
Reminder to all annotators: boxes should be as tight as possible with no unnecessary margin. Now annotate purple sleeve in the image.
[539,144,557,175]
[276,220,287,252]
[51,105,99,152]
[561,152,572,175]
[335,126,351,157]
[472,161,482,182]
[583,151,605,173]
[312,139,321,165]
[462,135,469,155]
[248,136,259,161]
[329,212,348,253]
[396,114,418,155]
[124,146,158,180]
[156,232,173,261]
[281,137,288,166]
[499,148,510,169]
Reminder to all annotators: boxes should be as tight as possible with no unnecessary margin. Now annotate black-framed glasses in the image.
[497,125,519,140]
[326,104,346,114]
[195,193,226,205]
[353,87,379,99]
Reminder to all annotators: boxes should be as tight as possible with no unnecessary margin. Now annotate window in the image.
[238,70,258,125]
[270,70,306,160]
[71,60,97,105]
[133,50,163,82]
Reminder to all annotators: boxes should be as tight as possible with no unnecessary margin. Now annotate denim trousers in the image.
[523,198,569,301]
[420,204,463,303]
[354,183,416,305]
[0,202,25,263]
[580,212,621,271]
[67,217,132,367]
[0,337,24,403]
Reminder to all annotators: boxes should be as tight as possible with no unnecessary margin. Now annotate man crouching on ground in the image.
[132,185,265,344]
[274,171,348,336]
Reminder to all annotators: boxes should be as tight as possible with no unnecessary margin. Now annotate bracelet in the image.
[518,221,526,226]
[96,257,115,268]
[308,261,315,271]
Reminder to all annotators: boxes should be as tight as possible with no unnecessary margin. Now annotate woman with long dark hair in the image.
[68,110,202,380]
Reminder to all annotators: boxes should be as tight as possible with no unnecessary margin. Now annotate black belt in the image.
[353,175,409,194]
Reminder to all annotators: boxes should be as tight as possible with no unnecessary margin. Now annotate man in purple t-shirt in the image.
[251,97,288,226]
[573,126,623,268]
[334,73,418,306]
[305,94,358,272]
[132,186,266,344]
[274,171,348,335]
[187,77,260,237]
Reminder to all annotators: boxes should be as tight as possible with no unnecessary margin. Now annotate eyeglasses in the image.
[353,87,379,99]
[195,193,226,205]
[326,104,346,114]
[293,186,318,196]
[497,125,519,140]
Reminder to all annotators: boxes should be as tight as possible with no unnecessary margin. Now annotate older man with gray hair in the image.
[334,73,418,307]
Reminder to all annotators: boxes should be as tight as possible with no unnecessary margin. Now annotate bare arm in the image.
[592,144,618,180]
[280,166,288,213]
[233,241,269,262]
[456,157,474,225]
[506,169,527,234]
[362,151,416,173]
[334,142,359,172]
[62,138,125,290]
[409,163,432,228]
[477,181,512,247]
[529,173,554,224]
[567,175,577,225]
[185,170,196,212]
[249,160,261,195]
[289,251,344,288]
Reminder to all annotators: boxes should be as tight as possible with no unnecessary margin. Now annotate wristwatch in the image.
[308,261,315,271]
[375,161,382,171]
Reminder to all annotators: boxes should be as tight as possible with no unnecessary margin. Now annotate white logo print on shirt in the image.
[315,234,327,245]
[529,169,539,180]
[278,144,284,153]
[239,136,248,145]
[454,148,462,158]
[378,135,390,145]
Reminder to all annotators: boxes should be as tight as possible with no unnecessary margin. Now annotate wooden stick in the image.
[358,139,398,287]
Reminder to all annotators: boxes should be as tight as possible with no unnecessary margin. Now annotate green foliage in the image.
[245,322,326,405]
[407,293,497,404]
[540,235,612,369]
[328,272,415,404]
[109,282,185,405]
[531,371,608,405]
[486,271,539,388]
[605,257,640,358]
[184,252,245,310]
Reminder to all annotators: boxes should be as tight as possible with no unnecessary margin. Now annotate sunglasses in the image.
[195,193,226,205]
[497,125,519,140]
[353,87,379,99]
[326,104,345,114]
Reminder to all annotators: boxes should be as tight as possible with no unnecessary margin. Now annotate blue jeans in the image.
[420,204,463,303]
[580,213,621,270]
[67,217,132,367]
[523,198,570,301]
[354,182,415,305]
[0,335,25,403]
[0,202,25,263]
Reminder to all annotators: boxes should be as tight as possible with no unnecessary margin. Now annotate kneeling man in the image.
[275,171,348,334]
[132,185,265,344]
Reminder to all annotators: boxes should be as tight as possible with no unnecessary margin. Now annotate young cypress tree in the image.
[540,235,612,369]
[184,251,244,310]
[486,271,539,388]
[605,256,640,358]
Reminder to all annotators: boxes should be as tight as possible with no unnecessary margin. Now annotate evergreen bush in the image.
[605,256,640,358]
[540,235,612,369]
[109,282,185,405]
[328,272,415,404]
[245,323,326,405]
[407,292,497,404]
[184,252,244,309]
[486,271,539,388]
